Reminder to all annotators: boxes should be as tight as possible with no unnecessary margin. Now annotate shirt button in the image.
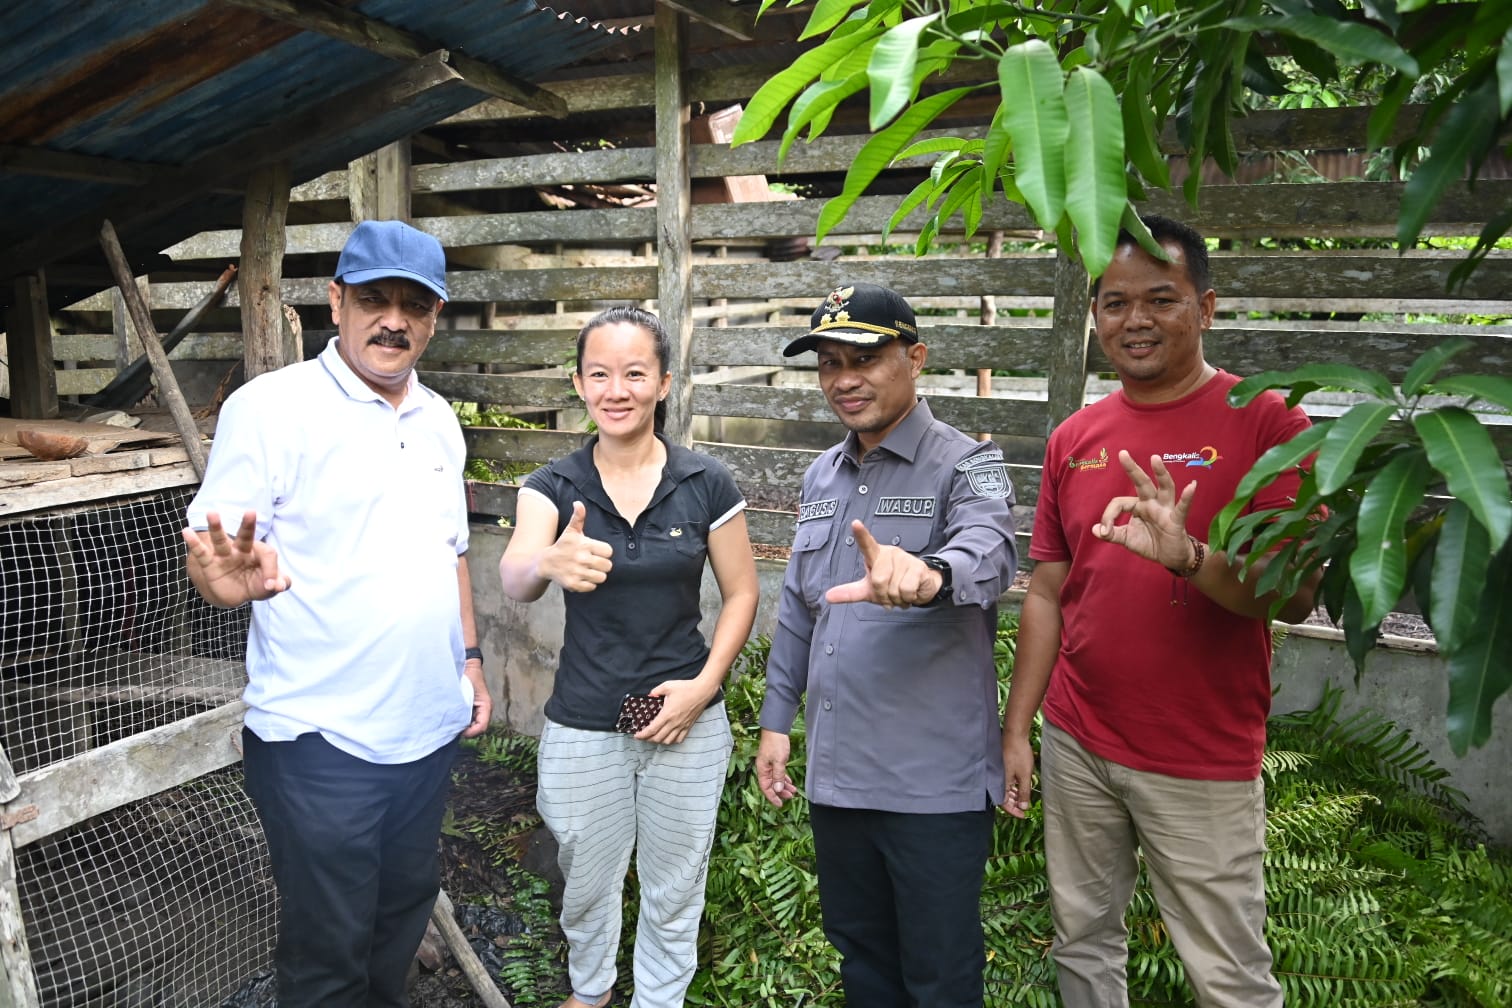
[845,536,854,546]
[891,536,901,545]
[627,541,636,550]
[823,700,833,711]
[824,644,833,655]
[858,484,869,494]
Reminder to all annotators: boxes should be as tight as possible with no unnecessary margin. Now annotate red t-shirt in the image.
[1032,371,1311,780]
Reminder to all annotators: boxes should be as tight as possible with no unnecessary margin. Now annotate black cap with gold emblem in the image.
[782,282,920,357]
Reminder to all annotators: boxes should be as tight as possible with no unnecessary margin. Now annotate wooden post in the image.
[0,743,41,1008]
[654,2,694,448]
[98,220,209,478]
[976,230,1004,440]
[240,161,294,378]
[112,278,149,372]
[6,273,58,420]
[1045,249,1091,432]
[349,140,412,222]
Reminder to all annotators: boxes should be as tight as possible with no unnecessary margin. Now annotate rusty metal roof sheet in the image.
[0,0,628,312]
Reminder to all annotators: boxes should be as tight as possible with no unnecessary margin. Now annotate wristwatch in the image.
[920,555,952,606]
[463,646,483,664]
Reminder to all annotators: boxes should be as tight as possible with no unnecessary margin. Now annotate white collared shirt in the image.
[188,338,471,763]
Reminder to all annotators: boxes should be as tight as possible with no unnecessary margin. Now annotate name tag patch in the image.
[798,498,839,523]
[874,496,935,518]
[956,454,1013,499]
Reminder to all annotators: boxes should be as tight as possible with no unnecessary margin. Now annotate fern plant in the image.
[690,620,1512,1008]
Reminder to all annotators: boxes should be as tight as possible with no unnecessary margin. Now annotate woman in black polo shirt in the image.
[499,306,759,1008]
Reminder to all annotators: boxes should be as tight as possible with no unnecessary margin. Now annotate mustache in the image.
[367,330,411,349]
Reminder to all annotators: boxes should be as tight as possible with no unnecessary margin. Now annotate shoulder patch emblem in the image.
[798,498,839,523]
[956,454,1012,499]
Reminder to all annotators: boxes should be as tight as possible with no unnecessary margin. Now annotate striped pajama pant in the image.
[536,702,732,1008]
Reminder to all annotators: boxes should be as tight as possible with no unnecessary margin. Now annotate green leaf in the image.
[1401,336,1473,397]
[780,74,868,163]
[1314,401,1397,495]
[732,26,884,147]
[799,0,868,40]
[998,39,1068,231]
[1429,500,1492,653]
[883,175,935,241]
[1340,583,1382,672]
[1121,53,1171,189]
[1349,450,1432,628]
[1499,25,1512,117]
[1430,374,1512,414]
[1062,66,1125,278]
[897,136,980,160]
[867,14,940,129]
[981,102,1011,199]
[1228,363,1396,408]
[1413,406,1512,549]
[816,86,975,243]
[1398,77,1501,249]
[1210,424,1329,546]
[1445,540,1512,755]
[1222,13,1418,74]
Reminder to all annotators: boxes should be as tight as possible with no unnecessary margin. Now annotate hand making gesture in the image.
[181,510,291,608]
[826,519,944,609]
[1093,450,1202,571]
[535,501,614,592]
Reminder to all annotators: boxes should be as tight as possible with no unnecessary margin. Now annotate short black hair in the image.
[1093,214,1211,296]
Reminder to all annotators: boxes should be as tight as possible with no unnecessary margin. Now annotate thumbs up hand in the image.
[537,501,614,592]
[824,520,944,609]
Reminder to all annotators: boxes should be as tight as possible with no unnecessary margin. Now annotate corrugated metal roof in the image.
[0,0,628,313]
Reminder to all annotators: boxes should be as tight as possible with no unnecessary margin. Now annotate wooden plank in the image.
[660,0,756,40]
[0,143,158,186]
[7,702,245,850]
[440,63,781,124]
[6,273,58,420]
[463,427,584,464]
[427,329,578,366]
[0,457,199,519]
[422,372,581,409]
[692,384,1049,435]
[240,161,294,378]
[1,823,42,1007]
[656,3,695,446]
[693,322,1057,370]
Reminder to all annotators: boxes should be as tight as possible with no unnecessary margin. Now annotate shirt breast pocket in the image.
[867,518,933,555]
[793,519,833,608]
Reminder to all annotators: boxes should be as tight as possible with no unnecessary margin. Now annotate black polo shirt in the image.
[520,435,746,730]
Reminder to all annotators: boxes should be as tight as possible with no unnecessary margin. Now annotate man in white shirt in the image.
[183,220,491,1007]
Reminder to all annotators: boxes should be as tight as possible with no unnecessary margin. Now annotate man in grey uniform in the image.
[756,283,1018,1008]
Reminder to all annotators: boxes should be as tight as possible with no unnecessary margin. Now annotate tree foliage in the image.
[734,0,1512,282]
[1216,341,1512,755]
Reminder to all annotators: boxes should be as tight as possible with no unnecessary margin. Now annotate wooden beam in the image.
[6,702,245,850]
[1045,250,1091,432]
[223,0,567,117]
[0,51,470,284]
[6,273,58,420]
[657,0,756,41]
[655,3,695,447]
[240,162,294,378]
[0,144,159,186]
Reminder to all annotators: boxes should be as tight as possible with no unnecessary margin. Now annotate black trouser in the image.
[242,728,457,1008]
[810,802,994,1008]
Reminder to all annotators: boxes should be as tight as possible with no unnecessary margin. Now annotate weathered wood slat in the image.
[422,372,581,410]
[692,384,1048,435]
[462,427,585,464]
[0,456,198,519]
[7,702,244,849]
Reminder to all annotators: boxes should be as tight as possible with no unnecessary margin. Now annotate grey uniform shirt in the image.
[760,398,1018,814]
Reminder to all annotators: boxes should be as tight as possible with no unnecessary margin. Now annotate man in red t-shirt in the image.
[1001,215,1320,1008]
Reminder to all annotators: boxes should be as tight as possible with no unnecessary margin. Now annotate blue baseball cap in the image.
[335,220,447,301]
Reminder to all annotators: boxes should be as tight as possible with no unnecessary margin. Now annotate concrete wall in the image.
[467,522,1511,845]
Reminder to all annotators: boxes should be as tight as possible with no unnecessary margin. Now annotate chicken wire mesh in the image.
[15,766,276,1006]
[0,486,249,776]
[2,486,275,1002]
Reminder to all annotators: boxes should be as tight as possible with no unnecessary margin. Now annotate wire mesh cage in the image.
[15,766,276,1006]
[1,487,250,776]
[2,485,273,1002]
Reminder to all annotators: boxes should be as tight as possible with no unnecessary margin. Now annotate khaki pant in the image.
[1040,723,1282,1008]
